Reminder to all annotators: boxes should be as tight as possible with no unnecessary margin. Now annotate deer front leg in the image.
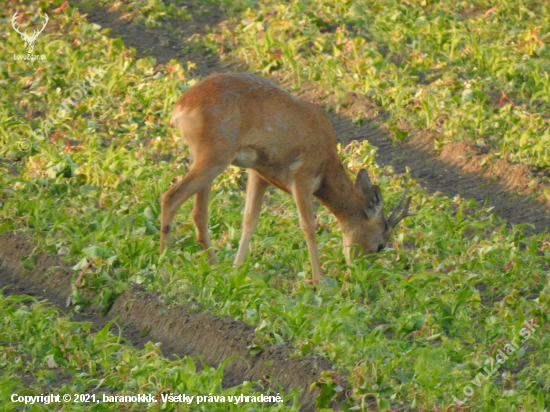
[292,182,323,283]
[234,170,269,266]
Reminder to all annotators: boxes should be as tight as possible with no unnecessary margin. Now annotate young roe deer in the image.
[161,73,414,282]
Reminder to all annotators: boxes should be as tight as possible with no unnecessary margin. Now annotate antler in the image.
[388,190,415,228]
[11,11,27,37]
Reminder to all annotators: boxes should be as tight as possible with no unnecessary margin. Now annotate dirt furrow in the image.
[0,232,340,411]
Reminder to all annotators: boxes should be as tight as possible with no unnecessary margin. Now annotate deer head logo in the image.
[11,11,49,54]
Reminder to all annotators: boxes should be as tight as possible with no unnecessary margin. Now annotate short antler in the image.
[388,190,415,228]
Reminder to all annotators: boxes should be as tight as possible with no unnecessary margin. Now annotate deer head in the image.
[12,11,49,54]
[341,169,415,263]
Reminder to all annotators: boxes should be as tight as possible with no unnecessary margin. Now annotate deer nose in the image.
[377,244,385,252]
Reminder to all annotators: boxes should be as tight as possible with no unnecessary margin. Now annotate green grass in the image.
[1,1,550,411]
[0,293,297,411]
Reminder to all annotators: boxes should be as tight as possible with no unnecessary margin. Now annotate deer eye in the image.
[377,244,385,252]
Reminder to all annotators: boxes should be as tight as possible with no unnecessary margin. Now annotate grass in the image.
[0,293,297,411]
[1,0,550,411]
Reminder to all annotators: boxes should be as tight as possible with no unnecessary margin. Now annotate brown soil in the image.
[0,232,340,411]
[73,0,238,72]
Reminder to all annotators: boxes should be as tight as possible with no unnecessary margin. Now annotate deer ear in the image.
[364,185,384,219]
[355,169,372,196]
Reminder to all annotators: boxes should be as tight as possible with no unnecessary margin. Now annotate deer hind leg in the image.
[192,182,218,265]
[160,161,229,254]
[291,180,323,283]
[234,170,270,267]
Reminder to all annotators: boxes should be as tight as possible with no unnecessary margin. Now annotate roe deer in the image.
[161,73,414,282]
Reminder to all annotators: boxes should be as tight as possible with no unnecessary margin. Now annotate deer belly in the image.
[231,147,259,168]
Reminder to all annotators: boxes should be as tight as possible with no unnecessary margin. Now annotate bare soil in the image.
[0,232,339,411]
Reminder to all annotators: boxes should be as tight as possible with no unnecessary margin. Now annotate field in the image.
[1,0,549,411]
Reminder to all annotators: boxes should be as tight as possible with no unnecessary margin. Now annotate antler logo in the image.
[11,11,49,54]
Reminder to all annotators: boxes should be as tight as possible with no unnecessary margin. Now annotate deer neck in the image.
[314,162,364,225]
